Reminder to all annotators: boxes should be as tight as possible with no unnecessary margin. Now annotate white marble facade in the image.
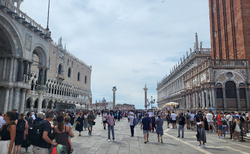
[0,0,91,113]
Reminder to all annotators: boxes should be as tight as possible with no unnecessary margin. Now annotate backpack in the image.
[133,117,138,126]
[185,113,190,119]
[28,120,46,146]
[16,119,26,132]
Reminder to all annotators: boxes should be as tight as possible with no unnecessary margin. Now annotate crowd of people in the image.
[0,108,249,153]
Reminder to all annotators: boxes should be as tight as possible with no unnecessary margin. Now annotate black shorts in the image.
[103,120,107,123]
[172,120,176,123]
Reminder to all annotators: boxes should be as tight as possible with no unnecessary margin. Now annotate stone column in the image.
[2,58,7,80]
[246,87,250,110]
[236,87,241,110]
[211,88,215,107]
[8,58,14,82]
[12,58,18,82]
[19,89,27,113]
[3,87,10,113]
[205,89,209,108]
[37,92,44,113]
[143,85,148,110]
[201,90,205,109]
[13,88,20,110]
[30,100,34,111]
[222,87,227,109]
[112,87,117,110]
[8,88,14,111]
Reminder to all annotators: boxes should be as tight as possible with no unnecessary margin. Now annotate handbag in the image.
[21,138,30,148]
[92,121,96,125]
[235,124,241,132]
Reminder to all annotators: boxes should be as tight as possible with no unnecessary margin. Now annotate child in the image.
[64,116,74,153]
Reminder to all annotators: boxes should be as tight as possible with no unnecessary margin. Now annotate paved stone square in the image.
[21,116,250,154]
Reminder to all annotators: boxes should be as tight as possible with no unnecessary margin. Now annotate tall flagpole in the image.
[46,0,51,31]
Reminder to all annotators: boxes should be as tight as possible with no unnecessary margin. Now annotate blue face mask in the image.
[107,112,110,115]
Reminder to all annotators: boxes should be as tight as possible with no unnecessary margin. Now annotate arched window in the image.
[77,72,81,81]
[68,67,71,78]
[58,64,62,75]
[225,81,236,98]
[85,76,87,84]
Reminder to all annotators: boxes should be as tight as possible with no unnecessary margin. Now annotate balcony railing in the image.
[210,59,248,67]
[0,0,51,39]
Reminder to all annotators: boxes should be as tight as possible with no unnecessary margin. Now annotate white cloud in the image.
[21,0,210,109]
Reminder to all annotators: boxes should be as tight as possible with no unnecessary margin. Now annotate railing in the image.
[0,0,50,37]
[211,59,248,67]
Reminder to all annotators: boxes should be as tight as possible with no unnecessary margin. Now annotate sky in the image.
[21,0,211,109]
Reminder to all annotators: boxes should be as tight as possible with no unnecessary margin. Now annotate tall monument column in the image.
[112,86,117,110]
[143,85,148,110]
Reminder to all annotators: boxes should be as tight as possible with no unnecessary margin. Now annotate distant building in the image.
[115,104,135,110]
[157,34,211,109]
[91,98,113,110]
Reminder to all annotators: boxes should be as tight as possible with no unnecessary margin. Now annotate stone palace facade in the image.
[157,0,250,112]
[0,0,92,113]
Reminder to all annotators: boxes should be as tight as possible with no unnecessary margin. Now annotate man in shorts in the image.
[206,110,214,133]
[141,113,152,144]
[217,112,223,138]
[171,111,177,129]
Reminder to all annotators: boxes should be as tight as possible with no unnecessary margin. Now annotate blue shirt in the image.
[142,117,151,130]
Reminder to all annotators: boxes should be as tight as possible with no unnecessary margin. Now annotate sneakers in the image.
[197,144,201,146]
[113,139,116,142]
[108,139,111,142]
[201,145,205,148]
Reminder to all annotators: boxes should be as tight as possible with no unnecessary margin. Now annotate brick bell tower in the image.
[209,0,250,62]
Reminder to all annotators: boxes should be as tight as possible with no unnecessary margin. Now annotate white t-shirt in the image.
[171,113,177,120]
[226,115,232,121]
[103,113,107,121]
[206,113,213,122]
[0,116,6,128]
[128,115,134,126]
[190,114,195,121]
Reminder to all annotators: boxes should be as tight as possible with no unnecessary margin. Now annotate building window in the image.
[77,72,81,81]
[68,68,71,78]
[85,76,87,84]
[225,81,236,98]
[58,64,62,75]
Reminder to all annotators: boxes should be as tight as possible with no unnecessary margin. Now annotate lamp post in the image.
[143,85,148,110]
[112,86,117,110]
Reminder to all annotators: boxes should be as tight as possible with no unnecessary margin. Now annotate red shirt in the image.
[217,114,222,125]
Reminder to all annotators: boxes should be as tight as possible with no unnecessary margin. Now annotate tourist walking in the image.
[232,116,241,141]
[156,114,164,143]
[178,113,185,138]
[217,112,223,138]
[14,113,28,154]
[75,113,84,136]
[185,111,191,130]
[151,114,156,132]
[0,111,16,154]
[171,111,177,129]
[107,111,115,141]
[83,112,88,131]
[166,112,171,128]
[206,110,214,133]
[128,113,135,137]
[32,110,57,154]
[87,111,95,136]
[102,111,107,130]
[197,117,206,148]
[54,115,75,154]
[141,113,152,144]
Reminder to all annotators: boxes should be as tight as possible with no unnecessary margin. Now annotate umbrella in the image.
[165,102,179,106]
[162,102,179,109]
[210,107,214,111]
